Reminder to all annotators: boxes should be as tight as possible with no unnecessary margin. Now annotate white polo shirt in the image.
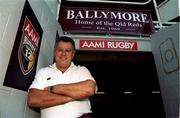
[29,62,97,118]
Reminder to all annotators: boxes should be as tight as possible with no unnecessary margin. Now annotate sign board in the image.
[59,6,154,36]
[80,39,138,50]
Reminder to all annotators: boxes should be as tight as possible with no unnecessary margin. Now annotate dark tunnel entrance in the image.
[74,51,166,118]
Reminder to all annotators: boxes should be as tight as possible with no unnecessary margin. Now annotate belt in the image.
[78,113,92,118]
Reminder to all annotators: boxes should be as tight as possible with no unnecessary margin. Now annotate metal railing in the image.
[65,0,152,5]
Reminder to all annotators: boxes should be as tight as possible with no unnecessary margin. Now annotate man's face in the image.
[54,41,75,70]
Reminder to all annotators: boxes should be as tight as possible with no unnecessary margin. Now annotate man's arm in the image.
[50,80,96,100]
[27,88,74,108]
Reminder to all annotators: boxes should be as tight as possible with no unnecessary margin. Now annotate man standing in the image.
[27,36,97,118]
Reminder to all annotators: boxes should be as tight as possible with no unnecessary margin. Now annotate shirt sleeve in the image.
[79,66,98,92]
[29,68,47,90]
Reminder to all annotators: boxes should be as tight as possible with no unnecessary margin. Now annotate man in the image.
[27,36,97,118]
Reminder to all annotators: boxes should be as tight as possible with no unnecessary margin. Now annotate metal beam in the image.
[63,33,151,41]
[65,0,152,5]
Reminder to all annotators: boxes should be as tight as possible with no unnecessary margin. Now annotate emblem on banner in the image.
[18,17,40,75]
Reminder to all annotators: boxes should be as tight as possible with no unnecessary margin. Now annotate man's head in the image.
[54,36,76,52]
[54,36,76,72]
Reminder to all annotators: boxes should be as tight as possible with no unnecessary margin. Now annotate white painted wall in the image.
[0,0,63,118]
[159,0,179,22]
[44,0,61,20]
[151,23,179,118]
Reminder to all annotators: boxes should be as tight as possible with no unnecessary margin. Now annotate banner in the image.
[3,0,43,91]
[59,6,154,36]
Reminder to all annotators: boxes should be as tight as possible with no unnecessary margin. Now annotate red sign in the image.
[80,39,138,50]
[23,17,40,47]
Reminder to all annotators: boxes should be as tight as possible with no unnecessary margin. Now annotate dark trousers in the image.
[78,113,92,118]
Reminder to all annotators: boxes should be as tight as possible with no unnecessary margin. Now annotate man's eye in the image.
[58,49,72,52]
[58,49,63,52]
[66,49,72,52]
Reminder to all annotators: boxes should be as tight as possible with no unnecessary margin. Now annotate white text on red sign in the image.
[80,40,138,50]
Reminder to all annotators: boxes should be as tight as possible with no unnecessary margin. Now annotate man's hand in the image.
[27,88,74,108]
[44,86,55,93]
[51,80,96,100]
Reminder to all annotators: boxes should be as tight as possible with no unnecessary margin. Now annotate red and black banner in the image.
[3,0,43,91]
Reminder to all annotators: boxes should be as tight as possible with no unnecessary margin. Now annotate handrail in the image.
[152,0,162,28]
[157,0,170,8]
[65,0,152,5]
[63,33,151,40]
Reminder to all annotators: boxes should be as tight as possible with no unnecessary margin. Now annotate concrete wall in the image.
[151,23,179,118]
[0,0,62,117]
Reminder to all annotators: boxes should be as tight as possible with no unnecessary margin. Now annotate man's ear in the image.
[72,51,76,59]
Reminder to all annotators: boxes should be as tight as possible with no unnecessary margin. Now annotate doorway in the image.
[73,51,166,118]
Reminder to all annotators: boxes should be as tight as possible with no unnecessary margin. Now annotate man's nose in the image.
[62,50,66,55]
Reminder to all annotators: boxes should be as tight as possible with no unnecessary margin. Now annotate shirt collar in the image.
[50,62,74,72]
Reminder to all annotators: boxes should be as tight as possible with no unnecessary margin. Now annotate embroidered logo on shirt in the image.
[47,77,51,80]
